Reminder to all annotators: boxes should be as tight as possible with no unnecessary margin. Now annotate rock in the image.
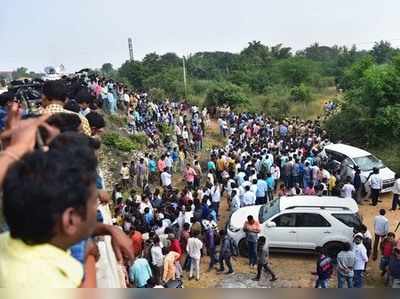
[215,272,296,288]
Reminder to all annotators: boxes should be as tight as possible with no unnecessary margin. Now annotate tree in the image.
[276,57,318,86]
[118,61,146,89]
[12,67,29,79]
[271,44,292,59]
[290,83,313,103]
[371,41,398,64]
[101,63,114,75]
[205,81,248,108]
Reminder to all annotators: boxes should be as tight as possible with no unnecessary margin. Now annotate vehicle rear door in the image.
[293,212,332,250]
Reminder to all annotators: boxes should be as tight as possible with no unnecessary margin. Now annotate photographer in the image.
[41,80,92,136]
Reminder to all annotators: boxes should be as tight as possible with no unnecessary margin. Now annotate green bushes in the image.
[205,81,249,108]
[102,132,143,152]
[324,54,400,147]
[108,115,128,128]
[158,123,174,138]
[290,84,313,103]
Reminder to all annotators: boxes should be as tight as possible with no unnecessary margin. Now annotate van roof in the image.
[279,196,359,213]
[324,143,371,159]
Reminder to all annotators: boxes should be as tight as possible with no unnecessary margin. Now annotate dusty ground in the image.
[181,120,398,288]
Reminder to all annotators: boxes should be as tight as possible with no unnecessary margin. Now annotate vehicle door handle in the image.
[289,231,297,234]
[324,231,331,234]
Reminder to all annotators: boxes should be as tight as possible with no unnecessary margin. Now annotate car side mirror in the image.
[266,221,276,228]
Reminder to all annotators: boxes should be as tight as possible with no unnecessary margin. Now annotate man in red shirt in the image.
[184,163,197,190]
[169,233,183,257]
[130,226,143,258]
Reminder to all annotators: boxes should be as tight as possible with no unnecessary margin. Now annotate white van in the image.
[321,143,395,193]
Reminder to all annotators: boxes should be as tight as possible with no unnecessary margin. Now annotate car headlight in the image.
[228,224,240,233]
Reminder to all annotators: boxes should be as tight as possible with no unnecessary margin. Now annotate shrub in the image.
[290,83,313,103]
[102,132,135,152]
[129,133,148,149]
[205,81,248,108]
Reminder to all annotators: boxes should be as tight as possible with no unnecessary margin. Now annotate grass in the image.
[102,132,146,152]
[369,143,400,174]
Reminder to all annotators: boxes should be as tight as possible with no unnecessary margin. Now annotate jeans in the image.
[373,234,384,260]
[183,255,192,271]
[284,175,291,188]
[208,247,217,269]
[189,258,200,280]
[392,194,400,210]
[248,241,257,266]
[219,255,234,273]
[211,202,220,219]
[337,271,353,288]
[256,263,276,279]
[371,188,380,206]
[315,278,329,288]
[353,270,363,288]
[256,196,266,205]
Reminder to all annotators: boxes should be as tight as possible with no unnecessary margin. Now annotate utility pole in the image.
[182,55,188,99]
[128,38,134,61]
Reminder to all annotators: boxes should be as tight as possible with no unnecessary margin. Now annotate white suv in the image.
[227,196,362,257]
[321,143,395,193]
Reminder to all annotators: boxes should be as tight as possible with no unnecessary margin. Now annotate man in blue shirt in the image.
[265,173,275,202]
[256,174,268,205]
[130,257,153,288]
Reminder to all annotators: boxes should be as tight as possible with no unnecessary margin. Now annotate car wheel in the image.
[238,239,248,257]
[323,241,344,258]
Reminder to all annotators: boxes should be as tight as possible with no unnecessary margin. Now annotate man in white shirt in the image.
[230,189,241,213]
[165,154,173,171]
[161,169,172,187]
[242,185,256,206]
[120,162,130,190]
[211,184,221,219]
[391,173,400,211]
[271,163,280,192]
[342,176,355,199]
[352,233,368,288]
[151,235,164,284]
[372,209,389,260]
[187,235,203,281]
[369,167,383,206]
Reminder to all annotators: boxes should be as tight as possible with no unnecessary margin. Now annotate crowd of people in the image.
[1,72,400,289]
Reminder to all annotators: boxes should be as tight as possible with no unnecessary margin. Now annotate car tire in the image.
[238,239,248,257]
[323,241,344,258]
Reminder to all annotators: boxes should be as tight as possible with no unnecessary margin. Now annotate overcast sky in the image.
[1,0,399,72]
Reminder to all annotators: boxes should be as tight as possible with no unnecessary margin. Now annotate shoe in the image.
[196,278,200,281]
[270,277,278,282]
[188,277,194,281]
[225,271,235,275]
[252,278,260,281]
[217,269,225,274]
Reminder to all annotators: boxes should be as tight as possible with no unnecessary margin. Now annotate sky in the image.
[1,0,400,73]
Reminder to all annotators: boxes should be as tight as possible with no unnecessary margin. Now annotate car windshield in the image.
[259,198,281,223]
[353,155,384,172]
